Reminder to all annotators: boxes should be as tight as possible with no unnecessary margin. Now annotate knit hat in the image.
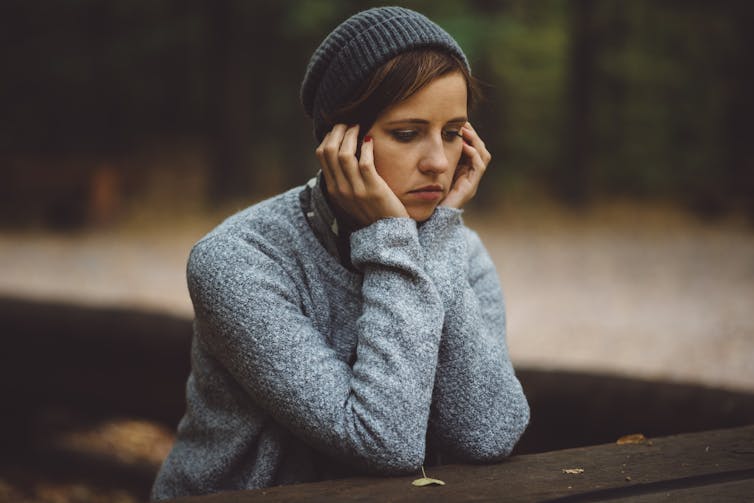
[301,6,470,142]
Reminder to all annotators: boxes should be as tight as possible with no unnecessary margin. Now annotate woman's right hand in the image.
[316,124,409,227]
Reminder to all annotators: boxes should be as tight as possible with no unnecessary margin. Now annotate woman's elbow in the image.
[490,408,530,460]
[343,418,426,474]
[358,441,425,475]
[457,397,531,462]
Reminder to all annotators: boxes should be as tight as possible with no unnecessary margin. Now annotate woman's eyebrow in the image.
[384,116,468,125]
[384,118,429,125]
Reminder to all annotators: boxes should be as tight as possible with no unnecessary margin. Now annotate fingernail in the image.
[364,135,372,143]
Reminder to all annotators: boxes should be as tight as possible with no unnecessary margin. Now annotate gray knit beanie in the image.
[301,6,470,142]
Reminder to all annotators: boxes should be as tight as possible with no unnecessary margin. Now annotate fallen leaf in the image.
[616,433,646,445]
[412,465,445,487]
[412,477,446,487]
[562,468,584,474]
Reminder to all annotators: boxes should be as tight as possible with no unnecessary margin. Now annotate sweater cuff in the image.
[350,217,421,271]
[424,206,464,228]
[418,206,464,252]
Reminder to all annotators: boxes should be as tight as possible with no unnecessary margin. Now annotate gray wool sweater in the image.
[150,181,529,500]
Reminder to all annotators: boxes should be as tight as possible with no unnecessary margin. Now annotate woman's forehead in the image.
[379,73,468,123]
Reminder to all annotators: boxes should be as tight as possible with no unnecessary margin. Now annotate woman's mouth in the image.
[408,185,444,201]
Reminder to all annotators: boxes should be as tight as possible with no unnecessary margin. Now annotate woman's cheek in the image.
[372,145,401,188]
[448,150,462,178]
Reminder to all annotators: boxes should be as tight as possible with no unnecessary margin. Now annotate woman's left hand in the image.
[441,122,491,209]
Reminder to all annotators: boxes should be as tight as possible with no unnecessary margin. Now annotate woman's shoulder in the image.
[459,224,485,251]
[189,185,313,269]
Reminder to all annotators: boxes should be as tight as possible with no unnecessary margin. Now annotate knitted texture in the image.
[150,186,529,500]
[301,6,470,141]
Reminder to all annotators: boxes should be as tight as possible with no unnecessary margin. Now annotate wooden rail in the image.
[170,425,754,502]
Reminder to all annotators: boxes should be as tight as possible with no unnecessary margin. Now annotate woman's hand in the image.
[441,123,491,210]
[316,124,409,226]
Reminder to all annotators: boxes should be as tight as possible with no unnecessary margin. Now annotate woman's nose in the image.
[418,137,450,174]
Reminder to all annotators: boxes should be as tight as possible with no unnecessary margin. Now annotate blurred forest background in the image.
[2,1,754,502]
[2,0,753,228]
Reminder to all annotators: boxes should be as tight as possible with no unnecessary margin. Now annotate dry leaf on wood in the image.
[412,466,445,487]
[616,433,647,445]
[562,468,585,474]
[412,477,446,487]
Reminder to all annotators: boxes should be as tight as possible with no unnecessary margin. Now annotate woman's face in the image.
[368,72,468,222]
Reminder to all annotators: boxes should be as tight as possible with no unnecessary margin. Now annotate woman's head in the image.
[302,7,480,221]
[301,6,475,142]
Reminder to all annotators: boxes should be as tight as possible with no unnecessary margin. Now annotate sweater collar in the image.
[301,171,358,269]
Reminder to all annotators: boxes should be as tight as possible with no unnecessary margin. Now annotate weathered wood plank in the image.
[168,425,754,502]
[606,478,754,502]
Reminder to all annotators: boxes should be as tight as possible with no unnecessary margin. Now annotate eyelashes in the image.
[390,129,462,143]
[391,130,417,142]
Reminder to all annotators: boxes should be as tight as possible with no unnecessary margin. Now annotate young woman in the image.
[151,7,529,500]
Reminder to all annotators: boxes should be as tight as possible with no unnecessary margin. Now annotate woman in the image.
[151,7,529,500]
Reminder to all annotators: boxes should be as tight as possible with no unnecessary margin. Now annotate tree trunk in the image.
[206,0,252,203]
[558,0,597,206]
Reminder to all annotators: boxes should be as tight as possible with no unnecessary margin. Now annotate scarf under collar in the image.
[299,172,360,271]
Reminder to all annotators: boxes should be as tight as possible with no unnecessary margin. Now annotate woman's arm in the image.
[187,216,444,475]
[429,222,529,462]
[418,122,528,463]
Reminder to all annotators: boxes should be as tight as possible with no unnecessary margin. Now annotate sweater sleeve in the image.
[419,208,530,463]
[186,217,444,474]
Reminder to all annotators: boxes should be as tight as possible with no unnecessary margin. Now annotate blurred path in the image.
[471,204,754,393]
[1,203,752,392]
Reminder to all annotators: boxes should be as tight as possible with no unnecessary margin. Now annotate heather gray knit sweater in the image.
[150,182,529,500]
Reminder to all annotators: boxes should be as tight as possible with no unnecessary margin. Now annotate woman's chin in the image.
[407,206,437,223]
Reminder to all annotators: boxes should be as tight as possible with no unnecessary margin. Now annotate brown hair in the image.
[326,49,480,135]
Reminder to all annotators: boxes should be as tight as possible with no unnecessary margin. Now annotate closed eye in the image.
[391,129,418,142]
[442,129,462,142]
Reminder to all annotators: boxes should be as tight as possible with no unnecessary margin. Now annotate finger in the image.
[323,124,350,195]
[357,135,382,190]
[461,142,487,197]
[459,124,480,145]
[462,140,487,174]
[316,132,337,190]
[339,125,364,194]
[460,125,487,166]
[461,124,491,165]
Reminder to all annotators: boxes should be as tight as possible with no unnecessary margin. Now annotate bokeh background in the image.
[3,0,754,225]
[1,1,753,502]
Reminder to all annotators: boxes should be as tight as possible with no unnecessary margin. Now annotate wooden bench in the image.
[170,425,754,502]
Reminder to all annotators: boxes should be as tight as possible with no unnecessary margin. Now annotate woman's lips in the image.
[408,185,444,201]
